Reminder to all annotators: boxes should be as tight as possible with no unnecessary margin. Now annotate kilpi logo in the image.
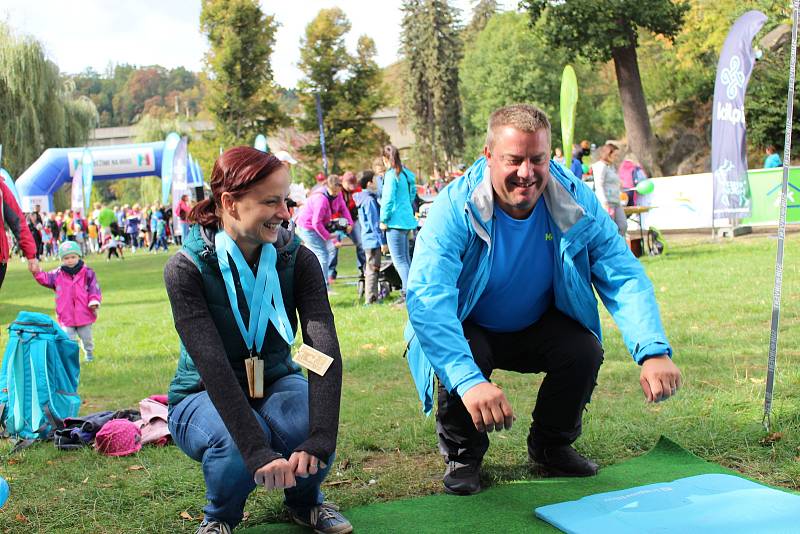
[545,232,553,241]
[716,102,745,125]
[721,55,745,100]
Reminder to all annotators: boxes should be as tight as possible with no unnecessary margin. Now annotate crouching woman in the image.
[164,147,351,534]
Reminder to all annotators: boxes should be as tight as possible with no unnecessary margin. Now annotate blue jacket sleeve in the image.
[371,202,387,246]
[406,189,487,397]
[580,185,672,363]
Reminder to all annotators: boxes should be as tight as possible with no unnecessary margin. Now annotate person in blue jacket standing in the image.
[379,144,417,304]
[763,145,782,168]
[404,104,681,496]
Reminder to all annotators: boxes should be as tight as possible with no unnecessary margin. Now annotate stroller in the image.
[357,257,402,300]
[356,194,435,300]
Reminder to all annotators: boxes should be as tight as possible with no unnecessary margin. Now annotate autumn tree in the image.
[200,0,288,143]
[525,0,690,176]
[297,8,388,173]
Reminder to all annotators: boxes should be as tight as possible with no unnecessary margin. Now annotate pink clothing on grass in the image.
[148,394,168,405]
[34,265,102,327]
[134,398,170,446]
[295,190,353,241]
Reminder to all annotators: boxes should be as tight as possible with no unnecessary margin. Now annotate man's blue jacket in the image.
[404,157,672,415]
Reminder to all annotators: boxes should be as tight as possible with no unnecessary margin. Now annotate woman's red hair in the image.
[189,146,285,227]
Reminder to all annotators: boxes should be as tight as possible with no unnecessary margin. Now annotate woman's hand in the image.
[288,451,327,478]
[254,458,296,490]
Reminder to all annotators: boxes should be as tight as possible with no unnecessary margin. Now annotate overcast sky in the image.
[1,0,519,88]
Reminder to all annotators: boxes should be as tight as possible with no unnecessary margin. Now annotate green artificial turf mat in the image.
[244,436,747,533]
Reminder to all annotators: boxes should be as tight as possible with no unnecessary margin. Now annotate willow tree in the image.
[0,22,97,177]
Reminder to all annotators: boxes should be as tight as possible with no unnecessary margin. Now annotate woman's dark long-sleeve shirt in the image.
[164,242,343,475]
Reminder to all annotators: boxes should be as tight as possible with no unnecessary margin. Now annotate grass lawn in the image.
[0,233,798,532]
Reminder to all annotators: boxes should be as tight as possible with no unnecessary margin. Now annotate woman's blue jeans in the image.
[386,228,411,294]
[296,227,336,287]
[168,373,332,527]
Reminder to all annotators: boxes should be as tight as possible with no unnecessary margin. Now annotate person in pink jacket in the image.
[295,175,353,288]
[35,241,102,362]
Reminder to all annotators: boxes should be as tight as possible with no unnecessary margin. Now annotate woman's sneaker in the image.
[289,502,353,534]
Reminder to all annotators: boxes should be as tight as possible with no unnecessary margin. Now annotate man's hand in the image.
[460,382,514,433]
[254,458,296,490]
[640,355,682,403]
[27,259,40,274]
[379,223,388,231]
[288,451,327,478]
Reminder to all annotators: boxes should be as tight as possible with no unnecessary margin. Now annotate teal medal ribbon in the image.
[214,231,294,355]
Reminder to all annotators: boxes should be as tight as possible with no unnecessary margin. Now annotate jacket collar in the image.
[467,158,586,235]
[187,223,299,265]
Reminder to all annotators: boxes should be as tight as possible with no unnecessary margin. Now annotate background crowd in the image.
[8,199,196,264]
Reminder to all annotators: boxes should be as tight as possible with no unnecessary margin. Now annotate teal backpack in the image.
[0,312,81,445]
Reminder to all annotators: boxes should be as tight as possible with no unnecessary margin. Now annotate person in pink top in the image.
[295,174,353,288]
[174,194,192,246]
[34,241,102,362]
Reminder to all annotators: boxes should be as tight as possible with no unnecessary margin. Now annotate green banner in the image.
[741,167,800,225]
[560,65,578,168]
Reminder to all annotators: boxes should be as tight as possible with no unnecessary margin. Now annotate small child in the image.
[355,171,387,304]
[34,241,102,362]
[88,220,99,254]
[41,225,55,259]
[101,232,124,261]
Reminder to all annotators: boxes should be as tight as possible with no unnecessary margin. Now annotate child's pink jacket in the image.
[35,265,102,327]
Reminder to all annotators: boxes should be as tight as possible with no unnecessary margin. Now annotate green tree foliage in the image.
[525,0,690,175]
[0,22,97,177]
[639,0,789,108]
[401,0,465,175]
[297,8,388,173]
[460,12,624,159]
[200,0,288,144]
[462,0,499,43]
[746,35,800,156]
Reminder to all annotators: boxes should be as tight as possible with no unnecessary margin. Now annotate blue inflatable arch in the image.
[14,134,201,212]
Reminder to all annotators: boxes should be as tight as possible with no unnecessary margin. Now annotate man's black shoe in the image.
[443,460,481,495]
[529,445,599,477]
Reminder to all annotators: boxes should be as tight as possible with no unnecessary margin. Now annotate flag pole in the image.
[763,0,799,432]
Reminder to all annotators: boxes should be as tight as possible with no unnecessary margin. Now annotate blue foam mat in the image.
[535,473,800,534]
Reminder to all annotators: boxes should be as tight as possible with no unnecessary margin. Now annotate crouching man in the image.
[404,104,681,495]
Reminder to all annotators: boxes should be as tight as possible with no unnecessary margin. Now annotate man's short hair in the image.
[486,104,551,149]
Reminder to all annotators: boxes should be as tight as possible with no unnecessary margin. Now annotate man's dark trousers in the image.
[436,307,604,464]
